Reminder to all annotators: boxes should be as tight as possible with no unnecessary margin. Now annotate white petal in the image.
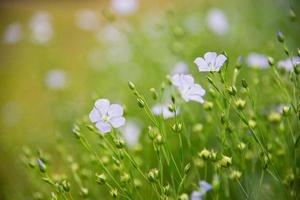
[190,191,202,200]
[215,54,227,70]
[190,84,206,96]
[188,94,204,103]
[152,104,162,116]
[95,99,110,115]
[171,74,181,87]
[108,104,123,117]
[95,121,111,133]
[204,52,217,64]
[182,74,194,86]
[194,57,209,72]
[89,107,101,123]
[109,116,126,128]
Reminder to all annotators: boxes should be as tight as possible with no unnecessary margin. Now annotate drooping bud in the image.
[163,184,171,196]
[72,124,81,138]
[168,104,176,113]
[235,56,243,69]
[282,106,290,116]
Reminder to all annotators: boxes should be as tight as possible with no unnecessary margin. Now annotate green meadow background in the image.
[0,0,299,198]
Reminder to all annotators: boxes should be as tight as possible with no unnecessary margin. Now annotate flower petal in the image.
[199,181,212,193]
[110,116,126,128]
[190,191,203,200]
[204,52,217,64]
[188,94,204,103]
[190,84,206,96]
[108,104,123,117]
[89,107,101,123]
[95,121,111,133]
[194,57,209,72]
[215,54,227,70]
[95,99,110,115]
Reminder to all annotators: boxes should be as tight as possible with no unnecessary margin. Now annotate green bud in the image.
[148,126,159,140]
[154,134,164,145]
[294,64,300,75]
[96,173,106,185]
[248,119,257,129]
[168,104,176,112]
[147,168,159,182]
[203,101,214,111]
[149,88,158,100]
[229,170,242,180]
[50,192,58,200]
[268,57,274,66]
[267,111,281,123]
[237,142,246,151]
[289,8,297,21]
[72,125,81,138]
[171,95,176,104]
[137,98,145,108]
[128,81,135,90]
[235,56,243,69]
[163,184,171,196]
[192,123,203,133]
[172,123,182,133]
[241,79,248,88]
[298,48,300,57]
[184,163,191,174]
[227,86,237,96]
[110,188,118,198]
[80,187,89,197]
[61,179,70,192]
[120,173,130,183]
[179,193,189,200]
[284,46,290,56]
[276,31,285,43]
[114,138,125,149]
[235,99,246,110]
[198,148,211,160]
[134,179,142,188]
[219,155,232,168]
[282,106,290,116]
[220,113,226,124]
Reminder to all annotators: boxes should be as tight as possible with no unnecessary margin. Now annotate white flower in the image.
[170,61,189,75]
[190,191,202,200]
[111,0,138,16]
[171,74,206,103]
[3,23,22,44]
[152,103,178,119]
[45,70,66,89]
[89,99,125,134]
[194,52,227,72]
[277,57,300,71]
[29,11,53,44]
[206,9,228,35]
[247,53,268,69]
[75,10,99,31]
[120,120,141,147]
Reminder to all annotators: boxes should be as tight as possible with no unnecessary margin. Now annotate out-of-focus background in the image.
[0,0,299,199]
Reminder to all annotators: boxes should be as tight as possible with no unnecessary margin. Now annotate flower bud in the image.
[241,79,248,88]
[37,159,47,173]
[120,173,130,183]
[154,134,164,145]
[235,99,246,110]
[80,187,89,197]
[198,148,211,160]
[267,111,281,123]
[110,188,118,198]
[289,8,297,21]
[219,155,232,168]
[282,106,290,116]
[184,163,191,174]
[96,173,106,185]
[276,31,285,43]
[237,142,246,151]
[114,138,125,149]
[229,170,242,180]
[168,104,176,112]
[179,193,189,200]
[235,56,243,69]
[294,64,300,75]
[248,119,257,129]
[163,184,171,196]
[50,192,58,200]
[172,123,182,133]
[148,126,159,140]
[284,46,290,56]
[147,168,159,182]
[227,86,237,96]
[137,98,145,108]
[72,125,81,138]
[203,101,213,111]
[149,88,158,100]
[61,179,70,192]
[134,179,142,188]
[192,123,203,133]
[268,57,274,66]
[128,81,135,90]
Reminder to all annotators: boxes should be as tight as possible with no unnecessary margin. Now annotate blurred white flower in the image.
[170,61,189,75]
[277,57,300,71]
[206,9,228,35]
[152,103,178,119]
[171,74,206,103]
[75,10,99,31]
[194,52,227,72]
[190,180,212,200]
[89,99,125,134]
[29,11,53,44]
[45,70,66,90]
[111,0,138,15]
[2,23,22,44]
[120,120,141,147]
[247,53,269,69]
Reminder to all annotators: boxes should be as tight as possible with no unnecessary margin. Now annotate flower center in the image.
[101,114,110,122]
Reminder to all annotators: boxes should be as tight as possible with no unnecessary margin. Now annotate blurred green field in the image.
[0,0,299,199]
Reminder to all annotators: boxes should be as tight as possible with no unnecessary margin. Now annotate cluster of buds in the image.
[229,170,242,180]
[218,155,232,168]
